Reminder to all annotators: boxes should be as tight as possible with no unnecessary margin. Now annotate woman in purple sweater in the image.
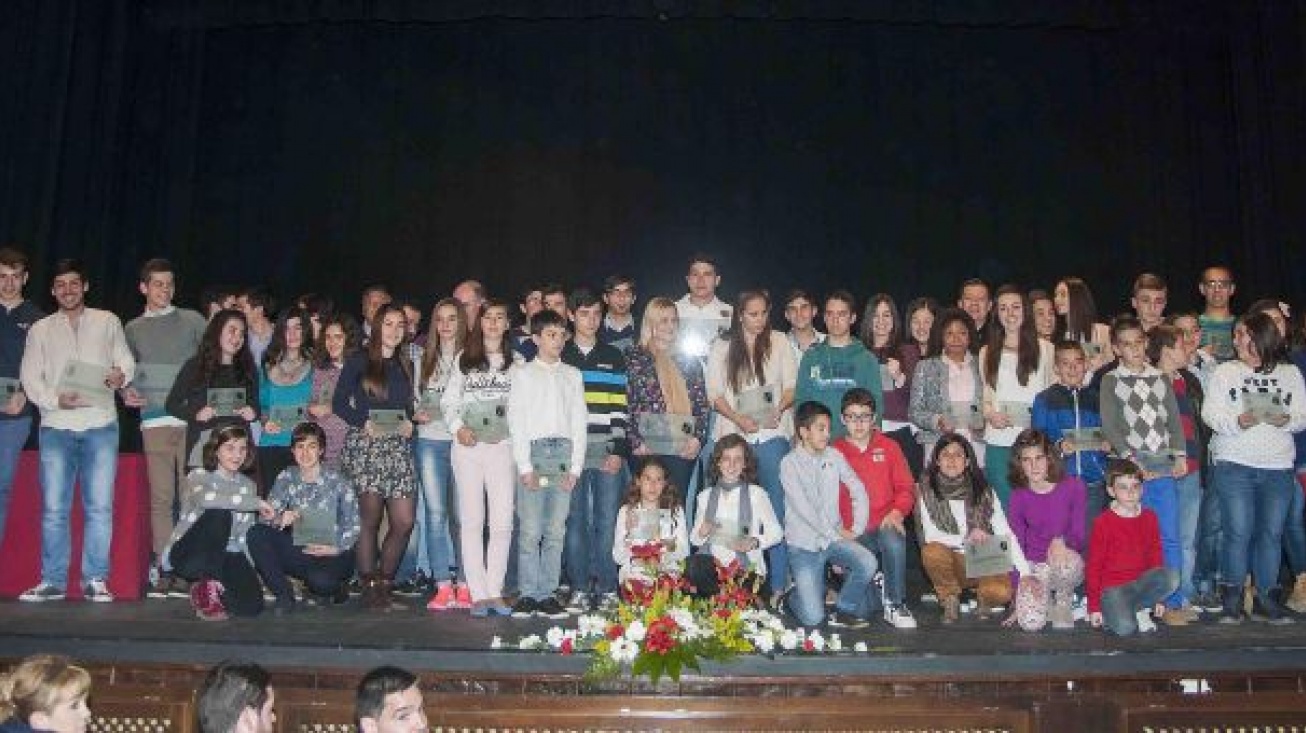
[1005,429,1086,631]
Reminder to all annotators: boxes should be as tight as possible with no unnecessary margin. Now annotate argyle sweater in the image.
[1099,364,1185,459]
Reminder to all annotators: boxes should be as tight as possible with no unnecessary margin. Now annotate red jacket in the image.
[834,433,915,533]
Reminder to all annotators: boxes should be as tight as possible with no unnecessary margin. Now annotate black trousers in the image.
[167,509,264,616]
[246,523,356,601]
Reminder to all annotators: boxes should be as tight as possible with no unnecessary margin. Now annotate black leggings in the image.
[356,493,416,578]
[167,509,264,616]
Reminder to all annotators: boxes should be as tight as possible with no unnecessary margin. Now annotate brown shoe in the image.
[941,596,960,625]
[1160,607,1190,627]
[365,575,396,611]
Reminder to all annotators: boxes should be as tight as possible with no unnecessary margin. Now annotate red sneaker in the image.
[426,582,455,611]
[452,584,472,609]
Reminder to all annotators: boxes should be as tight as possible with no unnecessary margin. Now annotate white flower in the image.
[546,627,567,649]
[751,632,776,654]
[807,630,826,652]
[828,634,843,652]
[518,635,542,650]
[490,636,503,650]
[778,629,799,650]
[853,641,868,653]
[578,614,607,637]
[668,608,694,629]
[626,619,647,642]
[609,637,639,664]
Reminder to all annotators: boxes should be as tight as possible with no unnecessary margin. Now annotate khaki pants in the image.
[921,541,1012,607]
[143,425,188,556]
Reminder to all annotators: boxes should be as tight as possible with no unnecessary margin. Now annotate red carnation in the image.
[560,637,574,655]
[803,639,815,652]
[607,624,625,640]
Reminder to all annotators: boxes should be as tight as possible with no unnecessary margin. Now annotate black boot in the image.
[1251,588,1295,626]
[1218,584,1244,625]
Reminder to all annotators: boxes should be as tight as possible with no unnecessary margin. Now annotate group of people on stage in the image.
[2,246,1305,635]
[0,654,427,733]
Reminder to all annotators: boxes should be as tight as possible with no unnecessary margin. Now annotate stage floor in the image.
[4,594,1306,681]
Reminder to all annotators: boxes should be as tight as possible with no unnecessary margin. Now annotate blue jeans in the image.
[1100,567,1179,636]
[415,438,459,582]
[516,481,572,601]
[1215,461,1295,594]
[1141,475,1183,607]
[564,465,626,594]
[0,416,32,549]
[1282,467,1306,574]
[857,525,907,608]
[38,424,119,587]
[752,436,789,594]
[1176,471,1202,600]
[1194,471,1223,593]
[788,539,878,627]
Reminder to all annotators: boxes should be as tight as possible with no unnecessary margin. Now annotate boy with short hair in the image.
[599,275,637,351]
[1087,460,1179,636]
[562,288,630,611]
[1032,341,1109,534]
[1099,316,1188,624]
[783,289,825,356]
[833,388,917,629]
[795,291,883,439]
[507,309,588,619]
[780,400,877,629]
[676,253,732,362]
[1130,273,1169,333]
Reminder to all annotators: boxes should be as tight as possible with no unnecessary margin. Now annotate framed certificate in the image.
[464,398,508,443]
[1080,341,1103,359]
[268,403,307,427]
[132,363,181,408]
[369,409,408,436]
[416,387,443,421]
[998,401,1033,428]
[965,535,1014,578]
[710,518,746,547]
[638,413,694,455]
[630,507,666,542]
[948,401,986,431]
[583,434,613,470]
[59,360,115,410]
[530,437,573,487]
[1133,450,1175,475]
[736,384,776,424]
[207,387,248,417]
[0,377,20,399]
[1244,391,1287,423]
[294,506,337,547]
[1062,427,1105,452]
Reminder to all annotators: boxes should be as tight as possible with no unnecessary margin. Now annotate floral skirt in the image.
[341,428,417,499]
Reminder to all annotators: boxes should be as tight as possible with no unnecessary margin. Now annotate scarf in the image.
[653,348,692,417]
[700,480,753,568]
[919,472,994,536]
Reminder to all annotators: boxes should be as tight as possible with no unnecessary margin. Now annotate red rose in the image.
[560,638,574,655]
[607,624,625,640]
[803,639,815,652]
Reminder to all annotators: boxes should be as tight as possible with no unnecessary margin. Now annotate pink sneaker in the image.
[452,584,472,609]
[426,582,454,611]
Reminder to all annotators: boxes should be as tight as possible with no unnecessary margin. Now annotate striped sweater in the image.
[563,340,630,458]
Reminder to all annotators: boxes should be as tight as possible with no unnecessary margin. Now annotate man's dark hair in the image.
[197,662,271,733]
[824,289,856,311]
[355,666,418,723]
[687,252,717,271]
[541,282,567,301]
[567,287,601,313]
[794,400,832,433]
[0,247,29,271]
[602,274,635,293]
[530,309,568,336]
[201,284,235,311]
[241,286,276,317]
[139,258,174,283]
[840,387,877,415]
[51,258,86,282]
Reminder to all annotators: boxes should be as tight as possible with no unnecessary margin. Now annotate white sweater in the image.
[1202,360,1306,470]
[441,351,522,439]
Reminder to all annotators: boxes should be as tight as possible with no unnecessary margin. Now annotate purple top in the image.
[1007,476,1087,563]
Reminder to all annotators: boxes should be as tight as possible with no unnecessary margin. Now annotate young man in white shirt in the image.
[19,259,134,602]
[675,253,733,362]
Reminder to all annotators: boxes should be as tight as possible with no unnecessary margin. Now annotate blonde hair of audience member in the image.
[0,655,92,733]
[638,297,680,352]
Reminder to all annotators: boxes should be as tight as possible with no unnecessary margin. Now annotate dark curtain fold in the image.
[0,0,1302,318]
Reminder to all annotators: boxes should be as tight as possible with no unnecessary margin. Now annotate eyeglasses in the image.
[842,412,875,423]
[1203,280,1234,290]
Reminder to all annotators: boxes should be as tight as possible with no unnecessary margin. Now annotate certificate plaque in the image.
[583,434,613,470]
[416,387,443,421]
[710,518,746,547]
[132,363,181,408]
[268,403,307,427]
[1244,391,1287,423]
[59,360,115,410]
[294,506,338,548]
[998,401,1033,429]
[735,384,776,424]
[630,507,666,542]
[638,413,694,455]
[530,437,572,487]
[369,409,408,436]
[965,535,1014,578]
[1062,427,1105,452]
[1133,450,1175,475]
[207,387,248,417]
[464,399,508,443]
[948,401,986,431]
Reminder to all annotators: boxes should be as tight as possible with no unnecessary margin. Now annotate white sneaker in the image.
[19,582,66,602]
[84,578,114,603]
[883,603,918,630]
[566,591,592,614]
[1135,608,1157,633]
[1071,595,1088,621]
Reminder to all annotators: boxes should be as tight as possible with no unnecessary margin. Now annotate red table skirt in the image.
[0,450,151,600]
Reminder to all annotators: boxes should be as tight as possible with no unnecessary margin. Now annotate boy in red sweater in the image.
[1087,459,1179,635]
[835,388,917,629]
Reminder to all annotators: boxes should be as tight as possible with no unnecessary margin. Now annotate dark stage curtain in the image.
[1,0,1302,318]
